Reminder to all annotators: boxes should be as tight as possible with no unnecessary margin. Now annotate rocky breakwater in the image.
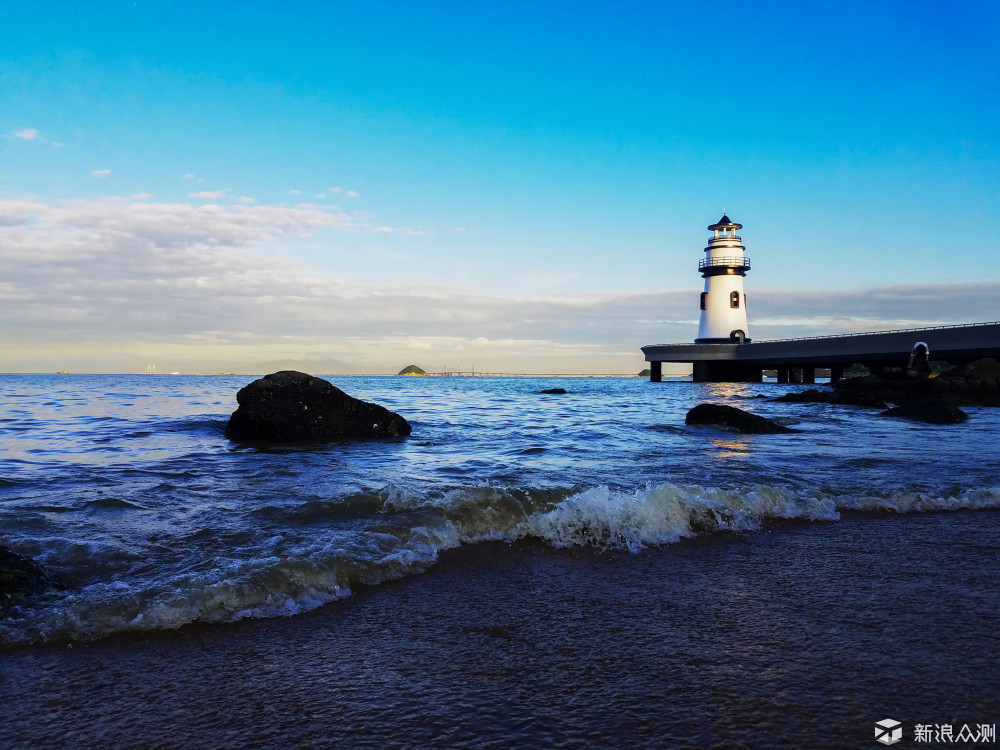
[833,359,1000,409]
[774,358,1000,424]
[225,370,411,442]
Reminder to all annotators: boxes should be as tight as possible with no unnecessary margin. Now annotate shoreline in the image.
[5,511,999,749]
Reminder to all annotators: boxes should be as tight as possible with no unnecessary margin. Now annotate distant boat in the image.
[146,364,157,374]
[56,371,70,375]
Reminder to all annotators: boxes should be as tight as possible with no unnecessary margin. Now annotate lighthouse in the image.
[695,213,751,344]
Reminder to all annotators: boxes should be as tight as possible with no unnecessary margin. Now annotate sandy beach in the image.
[5,510,999,749]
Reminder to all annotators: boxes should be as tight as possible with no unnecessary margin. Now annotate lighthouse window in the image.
[730,291,740,308]
[700,292,707,310]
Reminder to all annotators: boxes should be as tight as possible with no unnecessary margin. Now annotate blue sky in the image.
[2,1,998,373]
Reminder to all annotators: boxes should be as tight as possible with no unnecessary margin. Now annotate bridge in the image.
[642,321,1000,383]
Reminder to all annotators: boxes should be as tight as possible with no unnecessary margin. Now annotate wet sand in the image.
[5,511,999,749]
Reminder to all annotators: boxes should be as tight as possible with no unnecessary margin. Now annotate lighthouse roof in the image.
[707,213,742,231]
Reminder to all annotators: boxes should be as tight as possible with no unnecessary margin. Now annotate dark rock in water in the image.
[1,545,63,611]
[834,375,926,407]
[539,388,568,395]
[775,383,887,409]
[772,388,833,404]
[832,389,890,409]
[225,370,411,442]
[880,398,968,425]
[685,403,794,433]
[772,387,886,408]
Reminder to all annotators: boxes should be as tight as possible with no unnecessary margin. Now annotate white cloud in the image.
[189,190,228,200]
[130,193,153,200]
[90,169,111,178]
[7,128,61,147]
[373,225,426,235]
[344,190,359,198]
[329,187,343,194]
[289,189,303,195]
[235,196,256,204]
[1,194,996,374]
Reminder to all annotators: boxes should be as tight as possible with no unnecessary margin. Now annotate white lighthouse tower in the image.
[695,213,751,344]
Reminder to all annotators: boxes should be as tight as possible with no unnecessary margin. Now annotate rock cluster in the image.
[772,358,1000,424]
[225,371,411,442]
[835,358,1000,408]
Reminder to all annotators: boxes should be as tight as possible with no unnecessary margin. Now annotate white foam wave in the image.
[4,483,998,646]
[454,483,1000,552]
[836,487,1000,514]
[380,481,1000,552]
[511,483,840,552]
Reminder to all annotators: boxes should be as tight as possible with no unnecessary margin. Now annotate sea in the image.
[2,373,999,749]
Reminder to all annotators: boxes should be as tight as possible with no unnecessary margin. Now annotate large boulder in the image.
[1,545,63,611]
[685,403,794,433]
[880,398,968,424]
[225,371,411,442]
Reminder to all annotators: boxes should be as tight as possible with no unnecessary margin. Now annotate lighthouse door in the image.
[730,329,746,344]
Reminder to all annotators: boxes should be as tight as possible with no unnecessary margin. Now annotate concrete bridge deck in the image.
[642,322,1000,382]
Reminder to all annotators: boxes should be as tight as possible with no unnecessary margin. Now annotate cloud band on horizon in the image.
[1,195,996,373]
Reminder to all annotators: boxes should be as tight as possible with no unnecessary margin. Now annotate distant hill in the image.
[397,365,428,376]
[638,368,651,377]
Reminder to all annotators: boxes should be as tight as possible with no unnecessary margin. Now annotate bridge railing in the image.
[645,320,1000,348]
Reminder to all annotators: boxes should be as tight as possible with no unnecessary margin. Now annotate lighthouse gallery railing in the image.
[699,256,751,270]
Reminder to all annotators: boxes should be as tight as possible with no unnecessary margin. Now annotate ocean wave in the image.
[3,483,999,646]
[83,497,145,511]
[0,525,458,647]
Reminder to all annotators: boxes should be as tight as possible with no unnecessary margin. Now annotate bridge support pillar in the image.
[693,361,763,383]
[649,361,662,383]
[830,365,844,382]
[777,368,789,384]
[788,367,816,384]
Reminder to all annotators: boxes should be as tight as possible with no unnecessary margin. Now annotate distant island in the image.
[397,365,428,376]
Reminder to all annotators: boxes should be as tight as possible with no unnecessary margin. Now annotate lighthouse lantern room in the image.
[695,213,751,344]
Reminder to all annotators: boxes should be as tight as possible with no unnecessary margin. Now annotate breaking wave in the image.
[3,482,998,647]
